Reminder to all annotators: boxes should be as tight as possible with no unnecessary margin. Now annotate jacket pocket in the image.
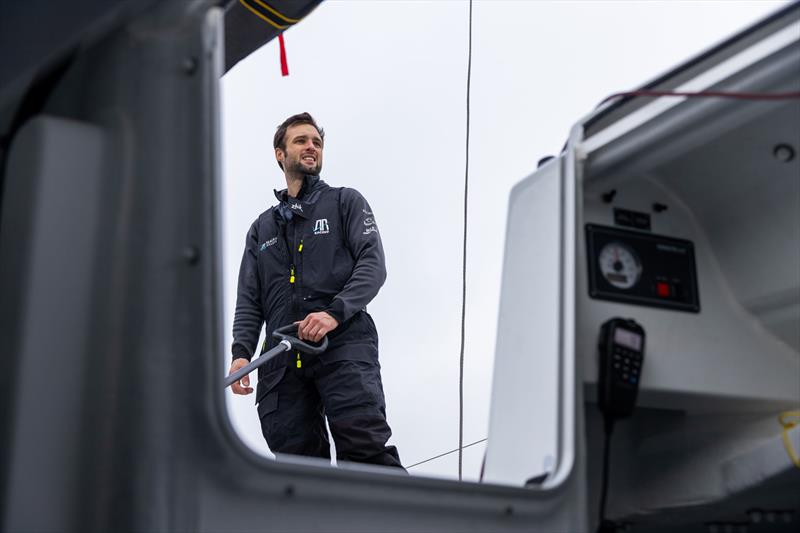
[257,392,279,420]
[255,365,285,404]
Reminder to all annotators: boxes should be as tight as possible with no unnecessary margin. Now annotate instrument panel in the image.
[585,224,700,313]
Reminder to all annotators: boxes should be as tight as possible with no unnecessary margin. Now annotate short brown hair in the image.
[273,112,325,170]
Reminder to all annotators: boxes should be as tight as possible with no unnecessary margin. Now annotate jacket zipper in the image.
[296,238,304,368]
[289,224,305,369]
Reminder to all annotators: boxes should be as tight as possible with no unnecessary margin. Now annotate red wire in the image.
[600,90,800,106]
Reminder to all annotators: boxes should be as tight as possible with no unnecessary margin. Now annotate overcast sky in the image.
[221,0,788,482]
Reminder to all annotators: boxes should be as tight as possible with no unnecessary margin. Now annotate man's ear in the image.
[275,147,284,163]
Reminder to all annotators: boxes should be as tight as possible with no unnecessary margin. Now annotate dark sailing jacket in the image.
[231,175,386,373]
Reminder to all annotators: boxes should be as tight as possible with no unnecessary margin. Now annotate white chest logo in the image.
[313,218,330,235]
[259,236,278,251]
[290,202,303,212]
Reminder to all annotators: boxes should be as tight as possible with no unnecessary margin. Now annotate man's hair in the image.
[273,112,325,170]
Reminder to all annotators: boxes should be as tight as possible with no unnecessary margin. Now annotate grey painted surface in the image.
[484,121,587,524]
[2,117,107,532]
[484,160,563,486]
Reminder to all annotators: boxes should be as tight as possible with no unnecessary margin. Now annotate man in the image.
[227,112,403,469]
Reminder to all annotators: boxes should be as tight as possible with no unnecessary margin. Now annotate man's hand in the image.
[296,311,338,343]
[228,358,253,395]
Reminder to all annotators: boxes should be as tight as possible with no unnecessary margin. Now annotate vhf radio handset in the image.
[597,317,645,421]
[596,318,645,533]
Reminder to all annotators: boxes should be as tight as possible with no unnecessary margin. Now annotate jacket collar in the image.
[273,175,326,220]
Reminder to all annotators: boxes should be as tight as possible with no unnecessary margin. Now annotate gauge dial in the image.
[598,242,642,289]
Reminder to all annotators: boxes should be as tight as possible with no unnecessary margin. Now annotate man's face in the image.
[276,123,323,176]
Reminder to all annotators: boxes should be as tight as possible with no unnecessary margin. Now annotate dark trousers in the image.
[257,358,404,469]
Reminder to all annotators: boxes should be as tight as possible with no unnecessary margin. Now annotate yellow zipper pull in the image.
[296,352,302,368]
[298,240,303,253]
[289,265,295,284]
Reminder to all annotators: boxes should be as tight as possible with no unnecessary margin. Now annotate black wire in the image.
[458,0,473,482]
[598,418,615,528]
[407,438,487,470]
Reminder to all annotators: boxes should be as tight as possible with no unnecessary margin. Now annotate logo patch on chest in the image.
[260,236,278,251]
[313,218,330,235]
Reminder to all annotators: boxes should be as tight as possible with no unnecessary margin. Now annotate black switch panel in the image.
[585,224,700,313]
[614,208,651,231]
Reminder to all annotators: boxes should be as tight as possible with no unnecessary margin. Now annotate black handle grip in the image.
[272,323,329,354]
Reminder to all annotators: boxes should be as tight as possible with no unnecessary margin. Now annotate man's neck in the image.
[284,172,304,198]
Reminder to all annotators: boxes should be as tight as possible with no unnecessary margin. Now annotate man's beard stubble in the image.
[285,157,321,177]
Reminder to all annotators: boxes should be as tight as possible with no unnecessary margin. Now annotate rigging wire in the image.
[408,438,487,470]
[458,0,474,482]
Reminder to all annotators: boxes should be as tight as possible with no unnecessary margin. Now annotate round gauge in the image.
[598,242,642,290]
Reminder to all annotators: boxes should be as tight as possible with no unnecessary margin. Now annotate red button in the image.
[657,282,670,297]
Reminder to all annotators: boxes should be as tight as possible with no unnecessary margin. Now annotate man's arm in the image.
[325,187,387,323]
[229,221,263,395]
[298,188,386,343]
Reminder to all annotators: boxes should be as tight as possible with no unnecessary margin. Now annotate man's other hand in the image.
[296,312,338,343]
[228,358,253,395]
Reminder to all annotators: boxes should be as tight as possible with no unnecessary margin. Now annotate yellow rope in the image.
[250,0,300,23]
[239,0,289,30]
[779,410,800,469]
